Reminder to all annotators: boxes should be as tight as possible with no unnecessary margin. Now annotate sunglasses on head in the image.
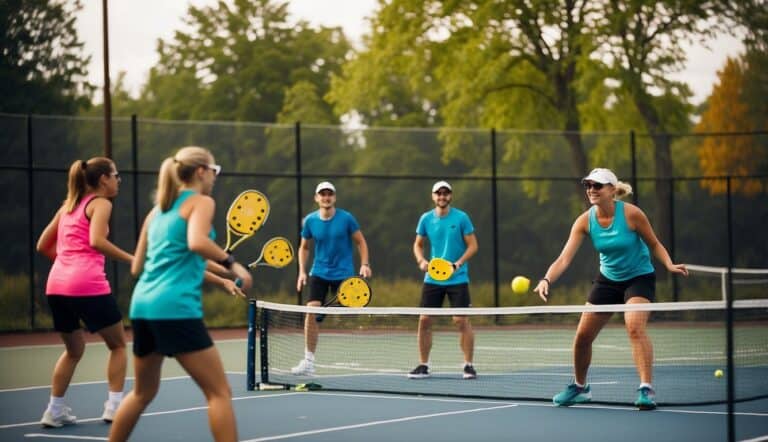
[582,181,605,190]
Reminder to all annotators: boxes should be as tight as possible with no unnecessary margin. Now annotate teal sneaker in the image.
[635,386,657,410]
[553,383,592,406]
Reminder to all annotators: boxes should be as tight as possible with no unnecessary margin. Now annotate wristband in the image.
[218,253,236,269]
[540,277,551,286]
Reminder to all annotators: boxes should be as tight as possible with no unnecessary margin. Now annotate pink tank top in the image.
[45,194,111,296]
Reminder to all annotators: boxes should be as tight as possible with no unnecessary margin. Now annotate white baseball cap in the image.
[582,168,618,186]
[315,181,336,194]
[431,180,452,193]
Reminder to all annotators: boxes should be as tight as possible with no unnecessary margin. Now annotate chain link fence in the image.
[1,113,766,331]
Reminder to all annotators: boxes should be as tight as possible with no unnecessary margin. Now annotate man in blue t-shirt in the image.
[291,181,372,376]
[409,181,479,380]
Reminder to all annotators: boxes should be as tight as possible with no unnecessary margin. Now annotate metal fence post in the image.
[131,114,139,241]
[630,130,638,205]
[491,128,499,310]
[725,175,735,442]
[670,178,678,302]
[295,121,303,306]
[26,115,35,329]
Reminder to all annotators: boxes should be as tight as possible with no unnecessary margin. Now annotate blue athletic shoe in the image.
[553,383,592,406]
[634,386,657,410]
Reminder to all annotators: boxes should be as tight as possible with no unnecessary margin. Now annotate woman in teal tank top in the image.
[109,147,253,442]
[533,168,688,411]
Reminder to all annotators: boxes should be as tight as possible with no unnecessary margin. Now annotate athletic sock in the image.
[108,391,123,406]
[48,396,65,413]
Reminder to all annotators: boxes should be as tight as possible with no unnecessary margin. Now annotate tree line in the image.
[2,0,767,262]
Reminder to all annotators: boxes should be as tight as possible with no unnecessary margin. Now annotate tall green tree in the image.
[136,0,350,123]
[329,0,602,182]
[0,0,93,113]
[597,0,752,247]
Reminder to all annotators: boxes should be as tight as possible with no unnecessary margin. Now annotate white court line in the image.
[25,434,107,440]
[4,390,767,431]
[740,435,768,442]
[306,391,768,417]
[0,393,301,430]
[0,338,247,352]
[519,402,768,417]
[4,415,109,430]
[308,391,517,405]
[0,372,244,393]
[239,404,519,441]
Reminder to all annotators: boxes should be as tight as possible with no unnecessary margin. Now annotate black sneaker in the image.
[407,364,430,379]
[463,364,477,379]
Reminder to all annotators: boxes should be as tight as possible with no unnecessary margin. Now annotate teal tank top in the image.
[130,190,215,319]
[588,200,654,282]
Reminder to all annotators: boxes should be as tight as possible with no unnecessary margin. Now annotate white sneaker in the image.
[290,359,315,376]
[101,401,118,423]
[40,406,77,428]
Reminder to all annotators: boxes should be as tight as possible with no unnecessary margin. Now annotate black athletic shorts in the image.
[131,318,213,357]
[305,276,344,304]
[420,283,472,308]
[47,294,122,333]
[588,272,656,305]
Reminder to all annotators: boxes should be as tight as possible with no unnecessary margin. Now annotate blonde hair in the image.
[156,146,213,211]
[614,181,633,200]
[63,157,114,212]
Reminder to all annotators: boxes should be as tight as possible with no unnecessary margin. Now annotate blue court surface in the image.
[1,373,767,442]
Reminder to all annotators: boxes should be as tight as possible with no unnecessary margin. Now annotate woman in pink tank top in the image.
[36,157,133,428]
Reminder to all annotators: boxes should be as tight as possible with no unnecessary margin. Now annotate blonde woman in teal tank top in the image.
[533,168,688,410]
[109,147,252,442]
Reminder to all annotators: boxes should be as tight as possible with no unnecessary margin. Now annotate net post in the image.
[259,306,270,386]
[246,299,257,391]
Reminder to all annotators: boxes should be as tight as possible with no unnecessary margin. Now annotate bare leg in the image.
[177,347,237,442]
[417,315,433,364]
[51,330,86,397]
[97,321,127,393]
[572,310,612,385]
[453,316,474,363]
[108,353,163,442]
[304,301,321,354]
[625,297,653,384]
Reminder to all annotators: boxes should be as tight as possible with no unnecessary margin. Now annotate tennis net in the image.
[681,264,768,301]
[248,299,768,406]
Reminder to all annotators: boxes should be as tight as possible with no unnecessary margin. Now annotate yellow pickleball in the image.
[511,276,530,294]
[714,369,724,378]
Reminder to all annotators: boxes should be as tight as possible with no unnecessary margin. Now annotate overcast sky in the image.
[75,0,744,106]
